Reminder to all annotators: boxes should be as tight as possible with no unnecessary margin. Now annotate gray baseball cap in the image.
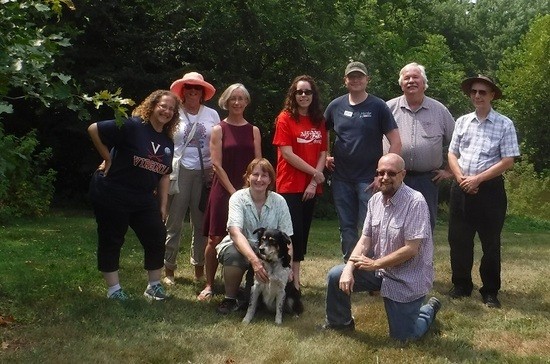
[345,61,368,76]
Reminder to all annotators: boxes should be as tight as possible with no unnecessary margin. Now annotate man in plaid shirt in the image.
[447,75,520,309]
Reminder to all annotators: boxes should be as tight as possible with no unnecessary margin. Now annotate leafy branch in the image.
[82,89,135,125]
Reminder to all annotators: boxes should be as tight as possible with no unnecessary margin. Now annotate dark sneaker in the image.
[482,294,501,308]
[108,288,129,301]
[319,319,355,332]
[448,286,471,299]
[217,298,240,314]
[144,283,168,301]
[427,297,441,318]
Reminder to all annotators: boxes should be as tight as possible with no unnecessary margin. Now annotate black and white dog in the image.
[242,228,304,325]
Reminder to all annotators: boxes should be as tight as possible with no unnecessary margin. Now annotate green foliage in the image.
[0,0,80,114]
[468,0,550,74]
[2,0,550,217]
[82,88,135,125]
[498,15,550,173]
[504,157,550,221]
[0,124,56,222]
[1,0,135,120]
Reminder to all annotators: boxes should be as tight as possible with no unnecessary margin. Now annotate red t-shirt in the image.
[272,111,327,194]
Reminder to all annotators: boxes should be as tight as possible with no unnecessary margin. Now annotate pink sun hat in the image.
[170,71,216,101]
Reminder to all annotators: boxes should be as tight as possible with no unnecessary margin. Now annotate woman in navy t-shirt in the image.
[88,90,179,301]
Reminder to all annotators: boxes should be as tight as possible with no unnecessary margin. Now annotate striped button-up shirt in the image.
[449,109,520,176]
[363,184,434,303]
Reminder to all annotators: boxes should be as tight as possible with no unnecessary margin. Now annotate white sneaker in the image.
[162,276,175,286]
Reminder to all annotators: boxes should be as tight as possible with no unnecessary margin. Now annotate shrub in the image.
[505,157,550,221]
[0,125,56,222]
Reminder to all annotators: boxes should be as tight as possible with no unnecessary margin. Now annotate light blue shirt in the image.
[216,188,293,255]
[449,108,520,176]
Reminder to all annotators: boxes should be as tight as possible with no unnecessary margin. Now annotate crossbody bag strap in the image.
[197,144,205,180]
[181,106,203,151]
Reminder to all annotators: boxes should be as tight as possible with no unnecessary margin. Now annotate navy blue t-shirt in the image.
[324,94,397,183]
[97,117,174,199]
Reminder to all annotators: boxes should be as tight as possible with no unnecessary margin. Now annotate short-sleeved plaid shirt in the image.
[363,184,434,303]
[449,109,520,176]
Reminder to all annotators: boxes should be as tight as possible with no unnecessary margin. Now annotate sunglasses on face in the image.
[376,169,403,177]
[470,88,489,96]
[184,84,203,91]
[295,89,313,96]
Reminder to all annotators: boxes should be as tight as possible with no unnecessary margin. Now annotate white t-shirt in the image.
[172,105,220,170]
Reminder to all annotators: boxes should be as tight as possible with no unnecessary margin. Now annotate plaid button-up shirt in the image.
[449,109,520,176]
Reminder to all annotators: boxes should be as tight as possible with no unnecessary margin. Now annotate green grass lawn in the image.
[1,209,549,363]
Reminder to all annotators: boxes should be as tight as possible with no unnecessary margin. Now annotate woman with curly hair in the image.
[88,90,180,301]
[272,75,328,290]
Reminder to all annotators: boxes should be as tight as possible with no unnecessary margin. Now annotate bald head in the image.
[379,153,405,171]
[377,153,406,198]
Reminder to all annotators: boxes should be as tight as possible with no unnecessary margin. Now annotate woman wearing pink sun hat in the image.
[163,72,220,286]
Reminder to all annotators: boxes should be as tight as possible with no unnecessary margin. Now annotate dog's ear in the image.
[277,231,292,268]
[253,227,266,240]
[281,232,292,246]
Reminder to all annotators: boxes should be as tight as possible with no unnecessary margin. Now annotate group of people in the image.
[88,60,519,343]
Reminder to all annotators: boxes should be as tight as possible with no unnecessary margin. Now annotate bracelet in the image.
[310,182,317,187]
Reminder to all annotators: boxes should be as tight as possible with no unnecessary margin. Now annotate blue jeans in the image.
[331,177,373,261]
[326,264,436,342]
[384,296,436,342]
[325,264,382,325]
[404,173,438,231]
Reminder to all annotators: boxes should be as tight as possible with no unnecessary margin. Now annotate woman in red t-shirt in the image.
[272,75,327,290]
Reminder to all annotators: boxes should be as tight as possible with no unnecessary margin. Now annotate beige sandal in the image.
[197,289,213,301]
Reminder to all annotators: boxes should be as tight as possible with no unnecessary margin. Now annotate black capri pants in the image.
[281,193,316,262]
[90,173,166,272]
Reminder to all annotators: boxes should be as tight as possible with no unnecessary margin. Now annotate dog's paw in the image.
[242,316,252,324]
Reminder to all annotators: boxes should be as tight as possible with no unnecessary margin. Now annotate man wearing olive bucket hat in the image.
[164,72,220,286]
[447,75,520,308]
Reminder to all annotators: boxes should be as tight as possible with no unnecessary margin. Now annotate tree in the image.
[0,0,134,217]
[0,0,78,115]
[468,0,550,74]
[498,15,550,173]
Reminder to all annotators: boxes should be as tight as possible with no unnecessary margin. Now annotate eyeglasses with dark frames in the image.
[469,88,489,96]
[376,169,403,177]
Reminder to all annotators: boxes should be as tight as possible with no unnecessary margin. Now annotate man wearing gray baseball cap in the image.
[324,61,401,262]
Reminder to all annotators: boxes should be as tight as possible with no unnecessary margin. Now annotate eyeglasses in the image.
[470,88,488,96]
[376,169,403,177]
[295,89,313,96]
[184,84,203,91]
[157,103,176,112]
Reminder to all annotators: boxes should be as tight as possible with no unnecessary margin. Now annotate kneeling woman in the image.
[215,158,293,313]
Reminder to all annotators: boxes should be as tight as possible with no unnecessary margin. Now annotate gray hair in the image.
[218,83,251,110]
[398,62,429,90]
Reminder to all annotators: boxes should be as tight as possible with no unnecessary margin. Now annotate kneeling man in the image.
[321,153,440,342]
